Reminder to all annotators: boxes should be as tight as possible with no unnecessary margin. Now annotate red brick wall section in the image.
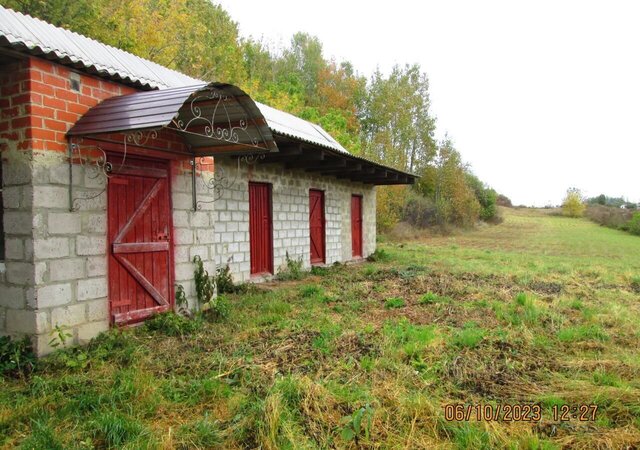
[26,57,137,153]
[0,58,32,149]
[1,55,208,176]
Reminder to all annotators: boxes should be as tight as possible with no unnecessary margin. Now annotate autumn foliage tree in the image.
[6,0,502,232]
[562,188,586,218]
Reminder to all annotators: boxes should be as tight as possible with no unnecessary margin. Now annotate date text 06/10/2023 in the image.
[443,404,598,422]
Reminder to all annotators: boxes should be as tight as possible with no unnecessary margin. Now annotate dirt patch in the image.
[529,280,564,295]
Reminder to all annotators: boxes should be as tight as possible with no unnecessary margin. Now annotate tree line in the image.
[5,0,501,231]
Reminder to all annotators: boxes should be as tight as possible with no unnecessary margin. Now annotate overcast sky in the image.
[217,0,639,206]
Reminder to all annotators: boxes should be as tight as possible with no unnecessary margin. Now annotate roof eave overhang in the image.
[252,133,418,186]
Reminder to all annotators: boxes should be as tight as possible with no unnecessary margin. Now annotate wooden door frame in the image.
[249,181,274,276]
[106,153,175,325]
[351,194,363,258]
[309,188,326,265]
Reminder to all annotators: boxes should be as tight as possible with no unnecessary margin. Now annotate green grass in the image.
[451,322,486,348]
[2,208,640,448]
[384,297,405,309]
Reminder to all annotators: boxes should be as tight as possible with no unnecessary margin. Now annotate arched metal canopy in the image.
[67,82,277,155]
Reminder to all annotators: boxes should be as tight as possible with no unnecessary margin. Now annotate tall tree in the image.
[360,64,436,172]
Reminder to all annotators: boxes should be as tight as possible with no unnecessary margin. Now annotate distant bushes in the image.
[377,139,502,233]
[627,212,640,236]
[586,205,632,229]
[585,205,640,236]
[496,194,512,208]
[401,192,437,228]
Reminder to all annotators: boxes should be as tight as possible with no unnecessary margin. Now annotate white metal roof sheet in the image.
[0,5,349,154]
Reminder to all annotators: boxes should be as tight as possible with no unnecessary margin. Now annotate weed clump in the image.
[300,284,322,298]
[451,322,485,349]
[494,293,542,326]
[384,297,405,309]
[0,336,35,378]
[366,248,390,262]
[419,292,451,305]
[145,312,203,337]
[276,252,305,281]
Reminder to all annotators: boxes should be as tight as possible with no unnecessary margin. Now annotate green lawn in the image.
[2,208,640,449]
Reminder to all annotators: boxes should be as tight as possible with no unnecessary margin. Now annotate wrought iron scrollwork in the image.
[168,86,266,149]
[68,137,112,211]
[190,153,266,210]
[68,129,159,211]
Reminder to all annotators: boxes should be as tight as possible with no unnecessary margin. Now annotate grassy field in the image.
[2,208,640,449]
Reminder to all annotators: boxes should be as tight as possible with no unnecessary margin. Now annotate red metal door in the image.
[309,189,325,264]
[249,182,273,275]
[351,195,363,258]
[107,157,173,325]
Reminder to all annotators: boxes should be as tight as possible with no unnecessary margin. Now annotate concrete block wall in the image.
[214,157,376,282]
[0,56,132,353]
[171,162,217,311]
[0,55,214,355]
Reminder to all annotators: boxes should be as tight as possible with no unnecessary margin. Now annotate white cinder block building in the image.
[0,7,415,354]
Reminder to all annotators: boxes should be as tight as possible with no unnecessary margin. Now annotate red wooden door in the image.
[249,182,273,275]
[309,189,325,264]
[351,195,363,258]
[107,157,173,325]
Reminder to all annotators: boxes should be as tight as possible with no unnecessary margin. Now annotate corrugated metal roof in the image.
[0,6,200,89]
[255,102,348,154]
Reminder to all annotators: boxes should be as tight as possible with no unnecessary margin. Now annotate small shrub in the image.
[205,294,230,321]
[384,297,405,309]
[401,192,437,228]
[175,284,188,315]
[0,336,35,378]
[338,404,373,445]
[276,252,304,281]
[48,324,72,349]
[193,256,230,320]
[193,255,215,304]
[215,263,236,294]
[145,312,203,336]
